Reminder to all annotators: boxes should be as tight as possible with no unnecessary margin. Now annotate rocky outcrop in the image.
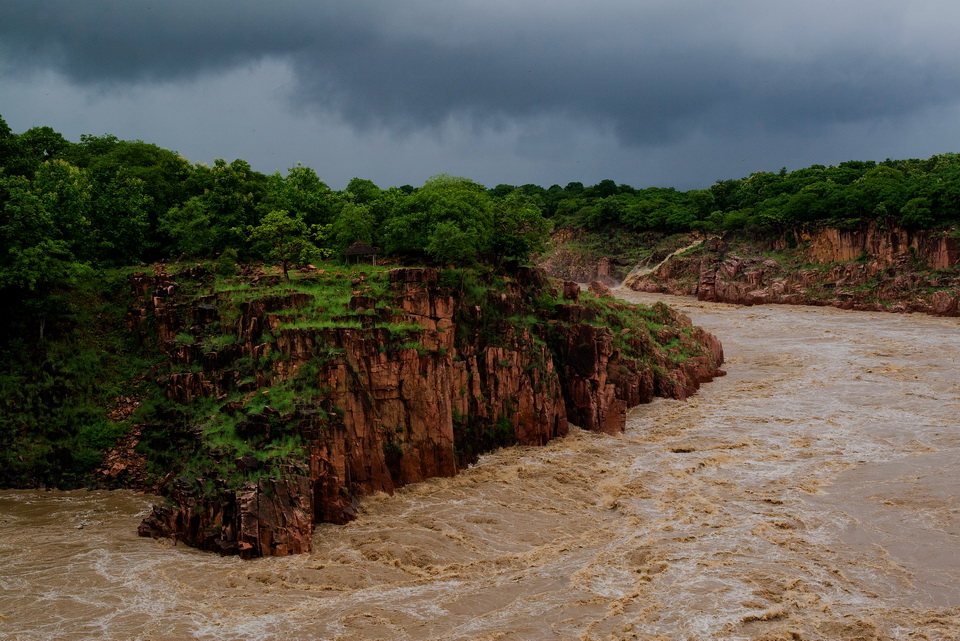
[628,226,960,316]
[138,474,314,556]
[537,230,628,285]
[805,225,960,268]
[133,264,723,558]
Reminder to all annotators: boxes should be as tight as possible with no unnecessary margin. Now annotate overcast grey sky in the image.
[3,1,960,190]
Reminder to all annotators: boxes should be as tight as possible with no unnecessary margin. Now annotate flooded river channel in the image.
[1,294,958,640]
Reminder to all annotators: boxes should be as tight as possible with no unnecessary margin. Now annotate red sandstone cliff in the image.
[132,265,723,558]
[628,225,960,316]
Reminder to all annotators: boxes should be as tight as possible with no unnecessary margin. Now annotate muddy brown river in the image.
[1,293,958,640]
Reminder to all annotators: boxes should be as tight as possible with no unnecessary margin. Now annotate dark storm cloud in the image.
[3,1,960,150]
[0,1,318,82]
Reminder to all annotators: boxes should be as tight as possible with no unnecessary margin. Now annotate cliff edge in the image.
[127,264,723,557]
[625,225,960,316]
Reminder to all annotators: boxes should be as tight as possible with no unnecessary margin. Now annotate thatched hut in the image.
[344,240,377,265]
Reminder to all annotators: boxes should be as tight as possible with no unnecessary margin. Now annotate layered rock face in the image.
[132,265,723,558]
[629,225,960,316]
[805,225,959,268]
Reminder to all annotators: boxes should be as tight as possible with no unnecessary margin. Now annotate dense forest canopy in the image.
[4,115,960,290]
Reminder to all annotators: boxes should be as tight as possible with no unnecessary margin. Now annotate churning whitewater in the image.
[1,292,958,640]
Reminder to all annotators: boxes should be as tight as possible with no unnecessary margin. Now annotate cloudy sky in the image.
[3,1,960,190]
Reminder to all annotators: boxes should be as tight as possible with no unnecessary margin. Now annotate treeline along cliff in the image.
[4,113,960,324]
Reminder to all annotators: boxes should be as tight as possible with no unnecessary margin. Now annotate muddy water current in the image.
[2,294,959,640]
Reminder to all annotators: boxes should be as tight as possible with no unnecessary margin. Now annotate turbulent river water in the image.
[1,292,959,641]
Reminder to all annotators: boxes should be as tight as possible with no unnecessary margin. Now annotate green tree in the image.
[0,173,92,339]
[488,184,516,199]
[160,158,265,257]
[329,186,404,254]
[585,195,625,229]
[851,166,908,220]
[343,177,381,205]
[586,179,619,198]
[0,114,14,170]
[330,201,376,253]
[687,189,716,220]
[490,192,551,266]
[159,197,215,257]
[383,175,494,265]
[424,219,484,266]
[247,209,329,279]
[0,174,83,290]
[72,136,192,259]
[899,197,934,228]
[261,164,334,226]
[88,168,153,264]
[3,126,73,179]
[31,159,94,258]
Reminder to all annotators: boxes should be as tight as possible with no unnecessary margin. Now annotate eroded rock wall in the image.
[628,225,960,316]
[134,265,723,557]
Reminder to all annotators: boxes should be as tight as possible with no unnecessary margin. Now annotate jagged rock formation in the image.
[132,265,723,558]
[628,225,960,316]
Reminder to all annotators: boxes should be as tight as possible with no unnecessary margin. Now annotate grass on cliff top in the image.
[575,289,699,365]
[210,262,391,299]
[177,261,414,334]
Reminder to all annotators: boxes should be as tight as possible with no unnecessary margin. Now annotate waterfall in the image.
[618,237,711,290]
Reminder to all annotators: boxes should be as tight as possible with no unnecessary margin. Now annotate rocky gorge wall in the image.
[129,265,724,558]
[626,225,960,316]
[535,229,635,286]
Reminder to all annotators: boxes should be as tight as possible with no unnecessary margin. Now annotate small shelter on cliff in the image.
[344,240,377,265]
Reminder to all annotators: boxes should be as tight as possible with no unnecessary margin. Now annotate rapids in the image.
[1,293,958,640]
